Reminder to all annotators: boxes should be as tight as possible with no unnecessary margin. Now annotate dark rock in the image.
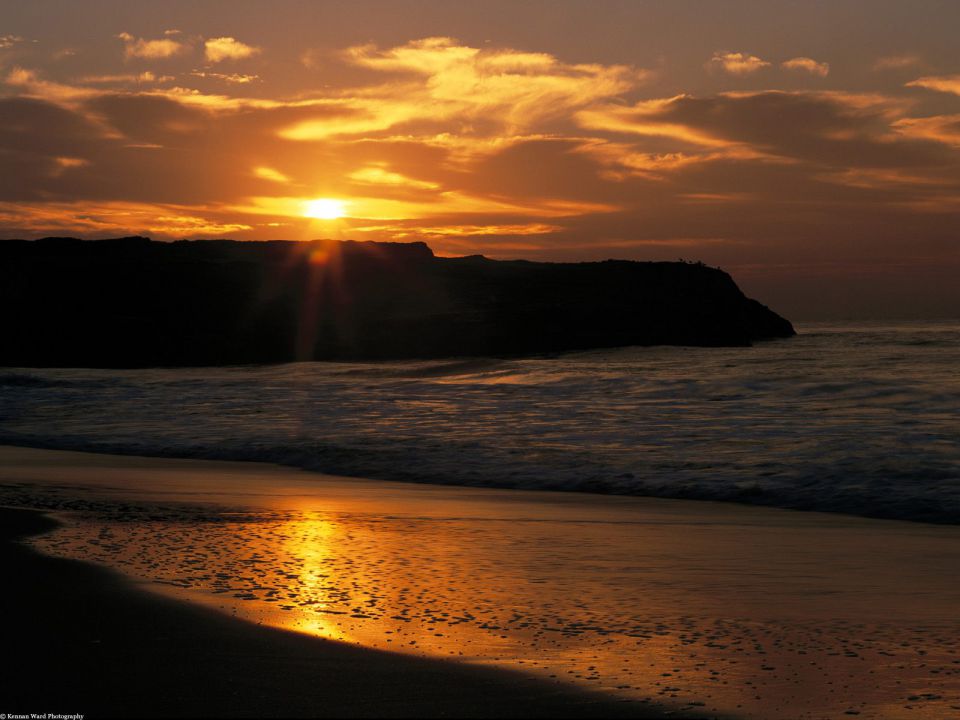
[0,237,794,367]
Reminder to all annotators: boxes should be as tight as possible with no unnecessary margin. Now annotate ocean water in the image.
[1,321,958,523]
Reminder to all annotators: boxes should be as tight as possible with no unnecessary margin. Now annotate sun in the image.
[304,198,347,220]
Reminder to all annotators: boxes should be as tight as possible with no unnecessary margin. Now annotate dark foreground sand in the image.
[1,507,701,719]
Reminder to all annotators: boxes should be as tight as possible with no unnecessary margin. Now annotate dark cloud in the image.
[613,91,958,169]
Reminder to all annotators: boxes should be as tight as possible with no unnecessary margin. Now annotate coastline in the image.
[3,445,959,718]
[0,506,689,719]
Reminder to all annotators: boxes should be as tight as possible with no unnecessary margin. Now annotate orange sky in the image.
[1,0,958,318]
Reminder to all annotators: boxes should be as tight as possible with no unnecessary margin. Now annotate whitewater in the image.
[2,320,958,523]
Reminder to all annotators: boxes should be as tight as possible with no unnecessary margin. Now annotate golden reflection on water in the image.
[31,494,960,720]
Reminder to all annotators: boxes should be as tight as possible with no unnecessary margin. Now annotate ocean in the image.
[2,320,958,524]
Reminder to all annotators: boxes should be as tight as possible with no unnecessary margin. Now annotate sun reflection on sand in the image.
[280,511,351,641]
[29,500,960,720]
[6,448,958,720]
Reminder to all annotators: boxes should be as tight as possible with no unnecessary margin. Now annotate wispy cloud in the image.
[6,67,101,103]
[348,165,440,190]
[577,90,939,177]
[707,51,771,75]
[190,70,259,84]
[0,34,26,50]
[80,71,174,85]
[204,37,261,63]
[0,199,253,238]
[576,96,736,147]
[894,114,960,146]
[354,222,561,240]
[873,54,923,71]
[281,37,646,141]
[782,57,829,77]
[253,166,292,183]
[117,32,187,60]
[905,74,960,96]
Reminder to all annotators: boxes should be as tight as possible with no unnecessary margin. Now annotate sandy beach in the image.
[1,507,685,719]
[2,445,959,719]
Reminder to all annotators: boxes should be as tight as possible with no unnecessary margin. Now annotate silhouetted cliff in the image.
[0,237,794,367]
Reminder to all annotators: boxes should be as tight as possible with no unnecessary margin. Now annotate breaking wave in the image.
[2,321,958,523]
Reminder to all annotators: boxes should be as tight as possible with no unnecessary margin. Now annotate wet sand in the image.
[2,445,959,718]
[1,506,693,718]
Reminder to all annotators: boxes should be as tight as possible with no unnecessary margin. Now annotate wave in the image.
[0,372,72,388]
[2,430,957,525]
[3,321,958,526]
[321,358,511,379]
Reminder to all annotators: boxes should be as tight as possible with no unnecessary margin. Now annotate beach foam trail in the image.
[1,320,959,523]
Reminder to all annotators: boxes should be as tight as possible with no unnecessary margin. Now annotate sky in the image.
[1,0,959,319]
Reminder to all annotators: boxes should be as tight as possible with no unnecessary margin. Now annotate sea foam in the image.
[2,321,958,523]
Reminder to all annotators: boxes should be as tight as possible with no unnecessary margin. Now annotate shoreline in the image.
[3,445,959,719]
[1,436,955,527]
[0,506,694,719]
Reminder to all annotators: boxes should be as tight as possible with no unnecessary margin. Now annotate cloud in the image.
[54,156,89,169]
[237,189,617,223]
[577,97,738,147]
[873,54,923,71]
[1,36,959,312]
[281,37,645,141]
[253,166,291,183]
[0,35,26,50]
[367,37,644,107]
[0,97,106,154]
[117,32,187,60]
[80,71,174,85]
[204,37,261,63]
[190,71,259,84]
[348,165,440,191]
[575,90,959,200]
[6,64,326,112]
[820,167,950,190]
[299,48,324,69]
[0,199,252,237]
[782,57,829,77]
[894,114,960,147]
[6,67,102,104]
[905,74,960,96]
[707,51,770,75]
[356,222,561,238]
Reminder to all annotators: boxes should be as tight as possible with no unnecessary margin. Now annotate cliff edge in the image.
[0,237,794,367]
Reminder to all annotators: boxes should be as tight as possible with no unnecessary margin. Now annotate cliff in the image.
[0,237,794,367]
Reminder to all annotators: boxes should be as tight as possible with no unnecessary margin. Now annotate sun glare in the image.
[304,198,347,220]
